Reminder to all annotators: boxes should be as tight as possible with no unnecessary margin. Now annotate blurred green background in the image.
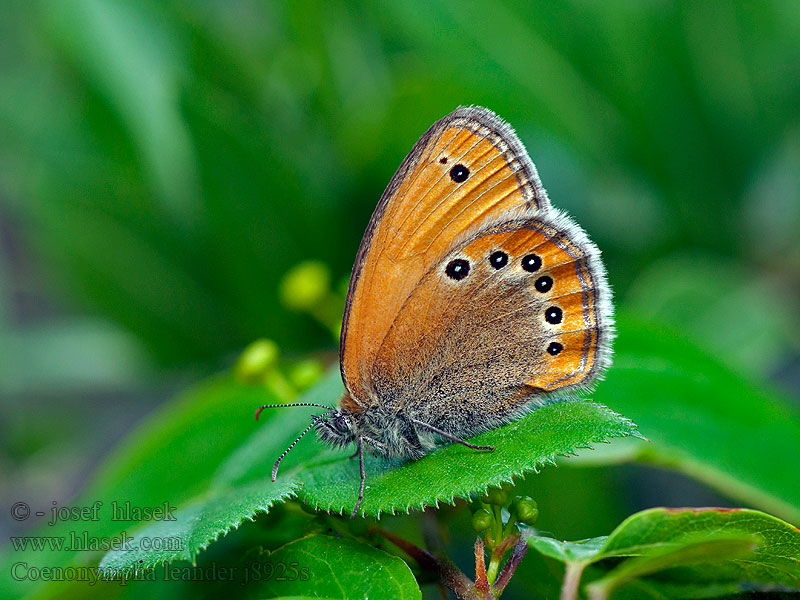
[1,0,799,543]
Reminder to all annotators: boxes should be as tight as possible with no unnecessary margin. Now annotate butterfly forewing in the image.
[341,107,551,404]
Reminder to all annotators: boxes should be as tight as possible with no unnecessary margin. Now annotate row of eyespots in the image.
[445,251,553,295]
[496,251,554,292]
[439,159,562,356]
[444,252,565,356]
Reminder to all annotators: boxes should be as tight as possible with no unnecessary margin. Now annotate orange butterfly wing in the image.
[364,210,613,438]
[341,107,551,404]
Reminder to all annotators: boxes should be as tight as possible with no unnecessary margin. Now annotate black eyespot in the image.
[535,275,553,293]
[521,254,542,272]
[489,251,508,269]
[439,157,448,164]
[545,306,563,324]
[547,342,563,355]
[450,164,469,182]
[445,258,470,280]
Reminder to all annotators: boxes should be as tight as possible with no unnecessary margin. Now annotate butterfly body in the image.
[259,106,614,517]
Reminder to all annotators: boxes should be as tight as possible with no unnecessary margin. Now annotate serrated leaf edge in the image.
[97,481,301,578]
[299,430,637,519]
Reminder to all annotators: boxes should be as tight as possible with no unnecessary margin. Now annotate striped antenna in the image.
[271,414,331,481]
[254,402,332,420]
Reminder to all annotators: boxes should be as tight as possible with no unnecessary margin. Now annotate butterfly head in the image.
[313,409,357,448]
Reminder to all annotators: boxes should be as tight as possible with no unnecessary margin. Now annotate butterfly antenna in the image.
[255,402,331,420]
[271,413,333,482]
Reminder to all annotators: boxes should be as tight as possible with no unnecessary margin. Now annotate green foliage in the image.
[528,507,800,599]
[94,367,637,576]
[98,477,298,575]
[294,399,638,517]
[595,316,800,523]
[244,535,421,600]
[3,1,799,369]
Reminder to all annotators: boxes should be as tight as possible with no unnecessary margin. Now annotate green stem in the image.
[485,504,504,585]
[486,546,502,586]
[502,509,518,540]
[561,561,586,600]
[494,504,504,543]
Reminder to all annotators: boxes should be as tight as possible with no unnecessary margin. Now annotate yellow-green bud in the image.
[234,339,280,383]
[513,497,539,525]
[288,359,324,391]
[280,261,331,312]
[472,508,493,532]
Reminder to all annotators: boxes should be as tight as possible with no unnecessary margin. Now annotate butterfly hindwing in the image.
[367,208,614,440]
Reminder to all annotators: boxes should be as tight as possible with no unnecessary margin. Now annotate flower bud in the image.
[472,508,494,532]
[234,339,280,383]
[513,497,539,525]
[280,261,332,312]
[288,359,324,391]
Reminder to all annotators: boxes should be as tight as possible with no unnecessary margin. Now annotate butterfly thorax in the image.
[314,394,436,459]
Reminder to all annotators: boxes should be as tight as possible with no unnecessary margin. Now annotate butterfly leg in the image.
[348,435,388,517]
[410,418,494,451]
[348,434,388,459]
[351,436,366,519]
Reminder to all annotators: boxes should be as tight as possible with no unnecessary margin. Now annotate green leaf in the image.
[88,376,278,509]
[0,376,285,600]
[528,507,800,597]
[98,477,298,576]
[204,367,638,519]
[528,536,608,563]
[586,536,758,600]
[93,373,351,577]
[295,398,639,517]
[245,534,421,600]
[593,316,800,523]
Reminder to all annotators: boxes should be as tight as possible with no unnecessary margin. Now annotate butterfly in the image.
[257,106,614,517]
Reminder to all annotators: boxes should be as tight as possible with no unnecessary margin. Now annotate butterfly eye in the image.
[547,342,563,355]
[334,415,349,434]
[449,164,469,182]
[534,275,553,293]
[489,251,508,269]
[445,258,470,280]
[521,254,542,272]
[545,306,563,324]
